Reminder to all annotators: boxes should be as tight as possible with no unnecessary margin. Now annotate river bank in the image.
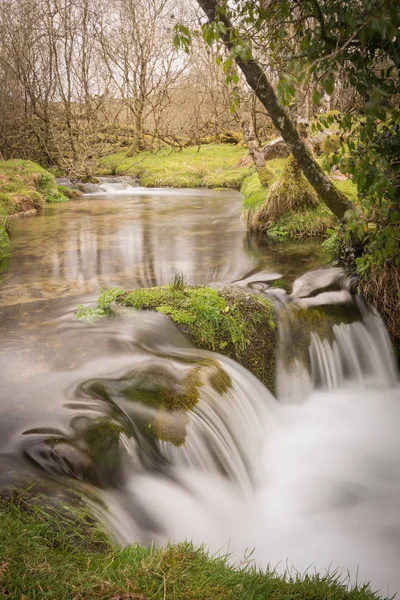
[1,491,385,600]
[94,143,357,239]
[0,160,68,259]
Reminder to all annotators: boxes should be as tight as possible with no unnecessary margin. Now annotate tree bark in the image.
[196,0,352,220]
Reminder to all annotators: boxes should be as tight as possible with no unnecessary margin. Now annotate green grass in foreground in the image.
[96,144,252,189]
[0,493,387,600]
[0,159,68,259]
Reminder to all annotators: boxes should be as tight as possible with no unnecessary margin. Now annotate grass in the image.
[96,144,252,189]
[0,492,389,600]
[0,159,69,259]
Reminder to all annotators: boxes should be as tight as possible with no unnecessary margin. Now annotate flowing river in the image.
[0,184,399,596]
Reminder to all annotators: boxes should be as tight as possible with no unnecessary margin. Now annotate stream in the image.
[0,184,399,596]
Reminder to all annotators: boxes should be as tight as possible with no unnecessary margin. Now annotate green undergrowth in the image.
[0,159,68,259]
[0,492,387,600]
[75,288,124,320]
[96,144,252,189]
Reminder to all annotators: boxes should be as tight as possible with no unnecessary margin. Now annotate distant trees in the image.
[0,0,241,174]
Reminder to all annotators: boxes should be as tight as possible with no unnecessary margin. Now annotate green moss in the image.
[75,288,124,320]
[258,166,274,187]
[120,285,277,392]
[58,185,82,199]
[0,493,386,600]
[84,418,123,461]
[208,362,233,393]
[121,286,249,353]
[267,205,338,239]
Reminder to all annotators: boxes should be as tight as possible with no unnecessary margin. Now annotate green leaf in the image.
[312,90,321,105]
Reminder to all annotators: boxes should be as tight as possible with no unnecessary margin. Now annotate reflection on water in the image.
[0,189,327,306]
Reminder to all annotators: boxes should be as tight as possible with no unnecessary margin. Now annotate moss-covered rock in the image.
[252,156,320,233]
[118,284,277,392]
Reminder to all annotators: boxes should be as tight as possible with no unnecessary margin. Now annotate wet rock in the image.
[291,267,357,299]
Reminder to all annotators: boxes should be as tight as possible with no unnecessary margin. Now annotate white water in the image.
[96,305,400,598]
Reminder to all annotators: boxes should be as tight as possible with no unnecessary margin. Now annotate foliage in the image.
[0,492,387,600]
[75,288,124,320]
[322,227,342,257]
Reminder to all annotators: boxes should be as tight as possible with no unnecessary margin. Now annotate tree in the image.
[188,0,351,220]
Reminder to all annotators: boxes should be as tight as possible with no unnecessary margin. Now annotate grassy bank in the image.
[0,492,386,600]
[96,144,252,189]
[241,158,358,238]
[0,159,68,259]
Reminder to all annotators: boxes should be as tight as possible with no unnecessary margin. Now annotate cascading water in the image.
[82,300,398,597]
[4,266,400,597]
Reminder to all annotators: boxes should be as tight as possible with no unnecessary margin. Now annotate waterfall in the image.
[85,298,400,596]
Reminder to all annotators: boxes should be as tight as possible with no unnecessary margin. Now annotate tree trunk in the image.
[196,0,352,220]
[240,103,265,169]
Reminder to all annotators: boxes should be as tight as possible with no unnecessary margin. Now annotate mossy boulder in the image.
[252,156,320,234]
[118,284,277,393]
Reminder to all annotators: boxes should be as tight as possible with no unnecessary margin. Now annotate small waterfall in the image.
[16,269,400,594]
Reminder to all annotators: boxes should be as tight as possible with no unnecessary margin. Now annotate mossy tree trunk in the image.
[196,0,352,221]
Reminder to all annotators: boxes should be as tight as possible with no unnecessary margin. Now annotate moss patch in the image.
[119,285,277,392]
[0,492,387,600]
[0,159,69,259]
